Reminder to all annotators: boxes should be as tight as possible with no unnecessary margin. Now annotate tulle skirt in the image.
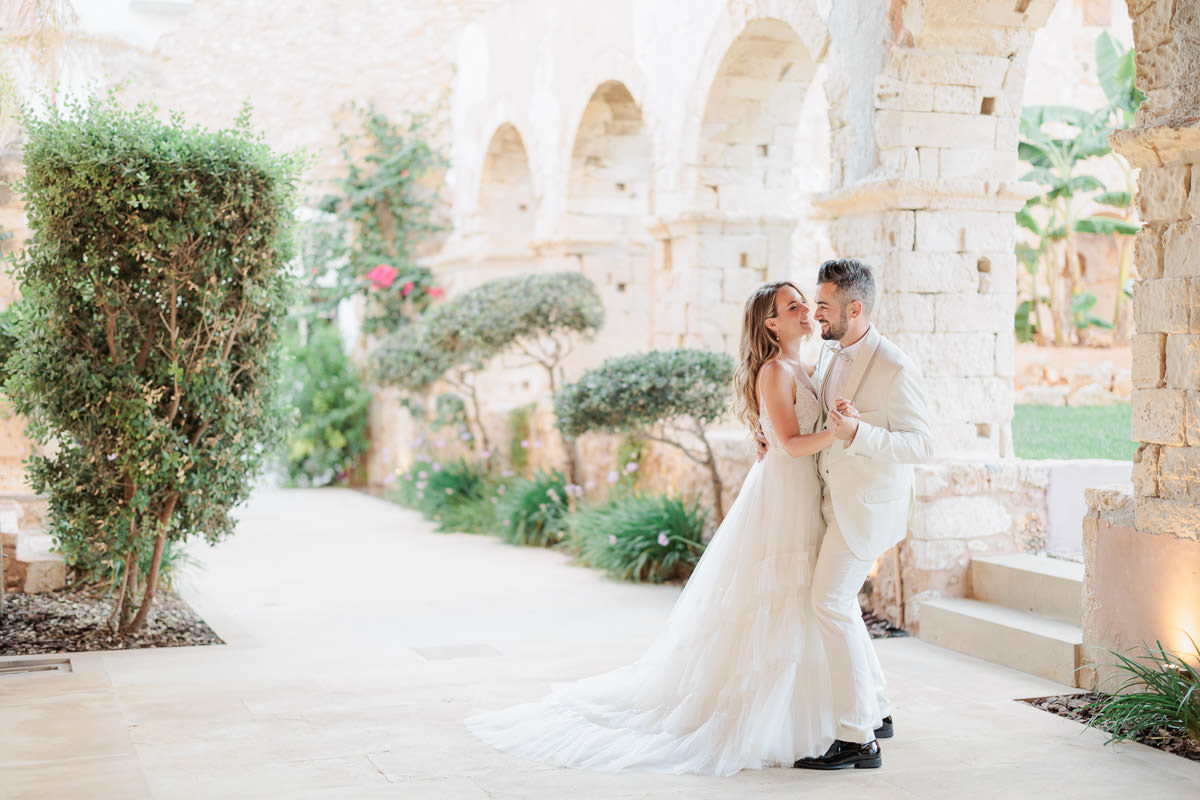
[467,451,835,776]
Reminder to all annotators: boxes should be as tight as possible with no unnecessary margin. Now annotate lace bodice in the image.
[759,366,821,454]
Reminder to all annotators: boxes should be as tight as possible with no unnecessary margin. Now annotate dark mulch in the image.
[1023,693,1200,762]
[0,589,223,656]
[864,611,909,639]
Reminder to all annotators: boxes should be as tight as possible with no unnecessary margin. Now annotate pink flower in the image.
[657,533,670,547]
[401,281,415,297]
[519,439,530,449]
[366,263,399,290]
[400,169,409,179]
[608,534,618,545]
[428,286,445,298]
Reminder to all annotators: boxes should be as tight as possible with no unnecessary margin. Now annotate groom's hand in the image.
[828,408,859,444]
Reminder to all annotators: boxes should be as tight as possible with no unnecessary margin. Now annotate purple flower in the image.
[502,469,515,478]
[519,439,530,449]
[533,440,543,450]
[608,534,618,545]
[585,480,595,490]
[481,450,492,459]
[460,431,472,442]
[418,471,428,480]
[607,470,619,484]
[106,453,117,461]
[624,461,638,474]
[657,532,670,547]
[432,463,442,472]
[491,497,499,504]
[417,492,424,500]
[445,488,454,495]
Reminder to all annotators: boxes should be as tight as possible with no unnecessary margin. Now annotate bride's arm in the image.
[759,361,836,458]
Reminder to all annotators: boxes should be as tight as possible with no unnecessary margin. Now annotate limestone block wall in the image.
[862,460,1050,631]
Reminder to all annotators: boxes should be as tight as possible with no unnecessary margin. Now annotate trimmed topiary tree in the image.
[554,349,735,520]
[370,271,603,476]
[7,98,299,634]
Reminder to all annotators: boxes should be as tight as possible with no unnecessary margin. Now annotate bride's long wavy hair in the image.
[731,281,804,434]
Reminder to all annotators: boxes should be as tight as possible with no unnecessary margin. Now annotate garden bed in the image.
[1023,693,1200,762]
[0,590,222,656]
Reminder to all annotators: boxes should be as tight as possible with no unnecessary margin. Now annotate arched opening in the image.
[476,123,535,269]
[560,80,653,360]
[687,17,826,355]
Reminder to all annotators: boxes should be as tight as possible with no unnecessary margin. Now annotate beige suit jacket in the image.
[816,326,933,561]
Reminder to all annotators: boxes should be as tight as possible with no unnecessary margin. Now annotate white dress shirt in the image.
[823,325,872,412]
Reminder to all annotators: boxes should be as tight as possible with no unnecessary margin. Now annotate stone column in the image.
[1078,0,1200,679]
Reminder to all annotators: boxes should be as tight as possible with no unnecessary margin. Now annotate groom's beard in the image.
[820,312,848,341]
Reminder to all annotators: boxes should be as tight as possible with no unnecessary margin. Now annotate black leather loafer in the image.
[794,739,882,770]
[874,716,894,739]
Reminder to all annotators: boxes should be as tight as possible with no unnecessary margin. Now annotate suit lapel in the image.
[817,345,833,418]
[840,325,882,405]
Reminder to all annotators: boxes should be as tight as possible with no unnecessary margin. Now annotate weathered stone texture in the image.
[1131,388,1186,445]
[1132,277,1190,333]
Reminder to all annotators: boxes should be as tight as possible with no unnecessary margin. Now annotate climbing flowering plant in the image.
[310,102,448,333]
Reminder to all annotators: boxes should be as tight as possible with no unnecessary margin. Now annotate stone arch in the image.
[556,79,655,359]
[670,16,828,354]
[476,122,536,262]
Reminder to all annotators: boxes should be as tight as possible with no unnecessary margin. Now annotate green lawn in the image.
[1012,404,1136,461]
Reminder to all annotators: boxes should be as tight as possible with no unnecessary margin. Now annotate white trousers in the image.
[812,490,891,743]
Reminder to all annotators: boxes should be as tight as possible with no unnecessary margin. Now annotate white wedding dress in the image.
[467,368,835,775]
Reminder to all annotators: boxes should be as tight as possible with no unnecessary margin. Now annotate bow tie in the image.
[827,343,853,364]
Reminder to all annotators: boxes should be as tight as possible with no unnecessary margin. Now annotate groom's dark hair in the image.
[817,258,876,315]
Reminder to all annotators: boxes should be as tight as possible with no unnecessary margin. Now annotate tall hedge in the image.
[8,99,299,633]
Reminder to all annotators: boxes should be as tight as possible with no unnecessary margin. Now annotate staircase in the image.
[0,493,65,596]
[918,553,1084,687]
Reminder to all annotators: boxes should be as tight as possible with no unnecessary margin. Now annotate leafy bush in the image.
[1088,638,1200,748]
[497,469,570,547]
[555,349,734,519]
[571,493,707,584]
[7,97,298,634]
[279,322,371,487]
[410,457,497,534]
[371,271,603,460]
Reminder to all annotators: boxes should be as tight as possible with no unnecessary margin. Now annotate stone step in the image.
[969,553,1083,624]
[919,596,1084,687]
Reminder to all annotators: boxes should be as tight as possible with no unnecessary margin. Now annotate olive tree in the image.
[7,98,298,634]
[554,349,735,520]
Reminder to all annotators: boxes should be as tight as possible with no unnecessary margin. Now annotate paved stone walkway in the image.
[2,488,1197,799]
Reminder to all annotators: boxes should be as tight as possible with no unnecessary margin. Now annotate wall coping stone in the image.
[1085,483,1135,529]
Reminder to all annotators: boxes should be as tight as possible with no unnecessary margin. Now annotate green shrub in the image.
[7,97,298,634]
[498,469,570,547]
[412,457,497,533]
[1087,638,1200,748]
[280,322,371,487]
[370,271,603,463]
[555,349,734,520]
[571,493,707,583]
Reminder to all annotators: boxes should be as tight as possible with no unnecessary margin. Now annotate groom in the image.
[794,258,932,770]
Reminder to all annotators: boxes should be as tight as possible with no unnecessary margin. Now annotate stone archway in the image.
[544,80,653,363]
[661,17,825,354]
[469,122,537,285]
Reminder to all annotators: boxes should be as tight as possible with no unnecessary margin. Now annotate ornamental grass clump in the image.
[1087,638,1200,748]
[412,457,497,534]
[554,349,734,521]
[497,469,570,547]
[571,493,707,584]
[8,98,299,635]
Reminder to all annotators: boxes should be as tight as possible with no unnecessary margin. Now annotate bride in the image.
[467,281,847,775]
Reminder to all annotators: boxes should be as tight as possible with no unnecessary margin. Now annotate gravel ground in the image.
[0,589,222,656]
[1024,692,1200,762]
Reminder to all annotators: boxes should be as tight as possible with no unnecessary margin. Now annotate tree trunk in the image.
[122,494,179,635]
[700,433,725,523]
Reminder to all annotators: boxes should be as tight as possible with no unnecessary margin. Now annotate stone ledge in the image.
[813,177,1037,215]
[1110,117,1200,168]
[1084,484,1135,529]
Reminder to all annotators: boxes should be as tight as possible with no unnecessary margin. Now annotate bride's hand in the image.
[834,396,860,419]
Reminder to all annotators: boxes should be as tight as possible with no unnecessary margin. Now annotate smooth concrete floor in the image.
[1,488,1197,799]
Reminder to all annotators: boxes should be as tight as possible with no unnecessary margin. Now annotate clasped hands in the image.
[755,396,860,459]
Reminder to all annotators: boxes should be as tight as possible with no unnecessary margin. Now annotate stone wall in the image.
[862,460,1050,632]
